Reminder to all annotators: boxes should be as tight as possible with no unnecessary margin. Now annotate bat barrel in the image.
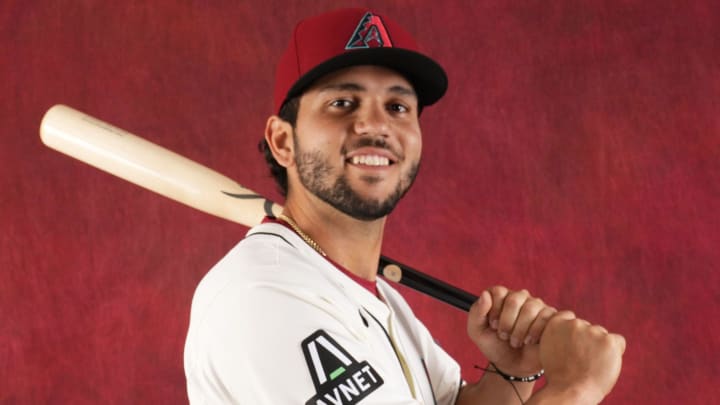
[39,104,280,226]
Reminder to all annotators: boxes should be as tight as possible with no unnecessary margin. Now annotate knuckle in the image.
[540,306,557,319]
[527,297,545,310]
[599,334,617,350]
[505,291,528,307]
[519,299,544,317]
[549,310,575,323]
[489,285,508,296]
[568,318,589,329]
[505,296,523,309]
[546,310,575,328]
[615,335,627,353]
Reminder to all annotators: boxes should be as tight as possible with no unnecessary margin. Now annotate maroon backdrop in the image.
[2,1,718,403]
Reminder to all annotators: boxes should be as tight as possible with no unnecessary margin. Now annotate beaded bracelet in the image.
[474,363,544,405]
[490,362,545,382]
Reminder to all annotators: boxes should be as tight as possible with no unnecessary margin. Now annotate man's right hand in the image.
[533,311,626,404]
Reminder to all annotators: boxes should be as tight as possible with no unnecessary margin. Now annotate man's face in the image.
[291,65,422,221]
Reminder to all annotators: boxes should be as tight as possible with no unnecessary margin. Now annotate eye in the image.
[329,99,354,109]
[388,103,410,114]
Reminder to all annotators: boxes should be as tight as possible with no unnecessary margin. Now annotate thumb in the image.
[469,290,493,333]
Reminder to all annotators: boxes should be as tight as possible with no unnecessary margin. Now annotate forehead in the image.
[305,65,416,96]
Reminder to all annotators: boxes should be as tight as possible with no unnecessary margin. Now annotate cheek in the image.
[404,128,422,159]
[295,122,336,150]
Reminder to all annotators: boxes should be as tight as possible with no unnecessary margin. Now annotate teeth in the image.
[350,155,390,166]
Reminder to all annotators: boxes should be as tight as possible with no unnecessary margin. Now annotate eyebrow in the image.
[318,82,417,98]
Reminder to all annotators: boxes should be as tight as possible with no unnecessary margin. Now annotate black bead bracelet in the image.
[490,362,544,383]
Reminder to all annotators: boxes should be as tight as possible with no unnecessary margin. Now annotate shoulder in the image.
[197,223,318,288]
[189,222,334,315]
[187,222,370,341]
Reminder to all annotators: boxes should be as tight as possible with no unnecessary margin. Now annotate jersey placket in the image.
[387,314,418,399]
[362,306,418,400]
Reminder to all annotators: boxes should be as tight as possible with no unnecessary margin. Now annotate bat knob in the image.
[382,264,402,283]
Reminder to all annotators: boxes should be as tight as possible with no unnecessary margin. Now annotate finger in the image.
[468,290,493,332]
[496,289,530,341]
[611,333,627,354]
[522,305,557,345]
[544,310,576,335]
[486,286,509,330]
[548,310,576,325]
[507,297,546,348]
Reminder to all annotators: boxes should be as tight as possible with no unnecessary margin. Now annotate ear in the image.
[264,115,295,168]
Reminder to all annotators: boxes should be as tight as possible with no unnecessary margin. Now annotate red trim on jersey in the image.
[264,216,379,297]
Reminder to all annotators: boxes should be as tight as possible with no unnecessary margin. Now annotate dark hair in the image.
[259,97,300,197]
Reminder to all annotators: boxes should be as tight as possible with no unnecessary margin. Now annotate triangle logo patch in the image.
[345,12,393,49]
[302,330,384,404]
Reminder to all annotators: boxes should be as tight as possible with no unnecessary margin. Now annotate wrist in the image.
[489,360,543,378]
[533,382,601,405]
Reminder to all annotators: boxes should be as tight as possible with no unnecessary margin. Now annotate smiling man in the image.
[290,68,420,223]
[184,8,625,404]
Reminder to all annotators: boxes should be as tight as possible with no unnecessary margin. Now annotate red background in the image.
[2,1,718,403]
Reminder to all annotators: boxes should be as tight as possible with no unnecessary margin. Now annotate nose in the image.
[352,101,389,137]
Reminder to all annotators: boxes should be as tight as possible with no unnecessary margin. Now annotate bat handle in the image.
[379,255,478,312]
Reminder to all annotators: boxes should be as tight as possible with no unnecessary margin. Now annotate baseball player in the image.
[185,8,625,404]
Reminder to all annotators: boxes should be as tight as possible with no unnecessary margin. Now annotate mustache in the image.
[342,137,403,159]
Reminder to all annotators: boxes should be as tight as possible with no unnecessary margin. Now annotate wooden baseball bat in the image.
[39,104,477,311]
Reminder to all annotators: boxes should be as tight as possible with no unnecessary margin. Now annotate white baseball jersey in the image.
[185,222,462,404]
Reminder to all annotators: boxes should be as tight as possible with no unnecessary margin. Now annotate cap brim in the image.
[285,48,448,109]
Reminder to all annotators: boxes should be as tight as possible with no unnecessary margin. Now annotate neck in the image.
[282,194,385,281]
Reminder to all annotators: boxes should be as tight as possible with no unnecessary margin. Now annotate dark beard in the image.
[294,138,419,221]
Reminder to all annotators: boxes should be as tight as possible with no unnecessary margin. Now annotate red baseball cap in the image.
[273,8,448,114]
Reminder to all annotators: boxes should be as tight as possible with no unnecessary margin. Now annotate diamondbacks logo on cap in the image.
[302,330,384,405]
[345,12,393,49]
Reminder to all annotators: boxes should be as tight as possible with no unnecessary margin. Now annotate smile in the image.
[349,155,391,166]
